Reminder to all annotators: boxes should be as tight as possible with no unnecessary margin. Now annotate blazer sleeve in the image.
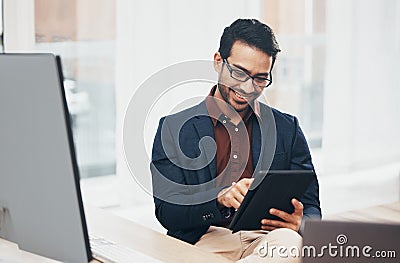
[290,117,322,220]
[151,117,228,232]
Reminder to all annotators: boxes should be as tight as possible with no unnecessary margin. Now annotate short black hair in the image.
[218,19,281,65]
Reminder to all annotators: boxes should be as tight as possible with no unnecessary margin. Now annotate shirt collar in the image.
[205,85,261,127]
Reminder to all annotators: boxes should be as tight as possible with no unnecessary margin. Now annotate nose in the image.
[239,78,256,94]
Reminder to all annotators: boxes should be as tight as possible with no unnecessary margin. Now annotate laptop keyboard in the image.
[89,235,162,263]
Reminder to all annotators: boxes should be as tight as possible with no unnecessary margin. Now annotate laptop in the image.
[302,220,400,263]
[0,53,159,262]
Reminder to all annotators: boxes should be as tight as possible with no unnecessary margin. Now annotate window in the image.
[34,0,116,178]
[263,0,326,148]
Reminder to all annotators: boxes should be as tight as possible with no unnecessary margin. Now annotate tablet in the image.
[229,170,315,233]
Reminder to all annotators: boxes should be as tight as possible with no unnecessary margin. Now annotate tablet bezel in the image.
[229,170,315,233]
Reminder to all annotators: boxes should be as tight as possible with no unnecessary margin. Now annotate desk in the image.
[3,202,399,262]
[0,238,59,263]
[0,205,231,263]
[84,205,232,263]
[325,201,400,223]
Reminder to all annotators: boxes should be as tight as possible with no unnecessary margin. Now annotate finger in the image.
[239,177,254,190]
[217,187,230,198]
[261,225,278,231]
[234,181,251,197]
[222,190,241,208]
[261,219,291,229]
[235,178,253,191]
[292,198,304,216]
[242,178,254,187]
[232,188,245,204]
[230,198,241,210]
[237,178,254,187]
[269,208,292,223]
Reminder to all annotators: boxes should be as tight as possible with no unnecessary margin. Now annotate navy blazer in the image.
[151,100,321,244]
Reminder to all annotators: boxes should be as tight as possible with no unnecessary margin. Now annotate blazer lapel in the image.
[192,101,217,180]
[252,117,261,170]
[252,104,277,176]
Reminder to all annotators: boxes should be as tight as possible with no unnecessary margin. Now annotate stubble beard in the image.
[217,83,250,113]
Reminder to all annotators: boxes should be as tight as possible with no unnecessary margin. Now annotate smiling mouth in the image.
[230,88,250,102]
[234,91,247,99]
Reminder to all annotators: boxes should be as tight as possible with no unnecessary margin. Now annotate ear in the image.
[213,52,223,73]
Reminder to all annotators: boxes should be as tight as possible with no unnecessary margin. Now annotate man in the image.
[151,19,321,262]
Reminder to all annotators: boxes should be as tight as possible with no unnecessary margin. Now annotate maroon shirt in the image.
[205,86,261,187]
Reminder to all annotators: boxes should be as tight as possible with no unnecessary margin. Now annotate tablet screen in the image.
[229,170,315,233]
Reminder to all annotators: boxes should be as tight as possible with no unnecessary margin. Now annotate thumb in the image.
[292,198,303,215]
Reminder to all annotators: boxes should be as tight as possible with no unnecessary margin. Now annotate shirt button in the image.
[233,154,238,159]
[235,128,239,132]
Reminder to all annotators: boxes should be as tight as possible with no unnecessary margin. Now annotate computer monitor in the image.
[0,54,92,262]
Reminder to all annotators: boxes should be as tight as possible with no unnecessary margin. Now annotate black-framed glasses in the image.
[223,58,272,89]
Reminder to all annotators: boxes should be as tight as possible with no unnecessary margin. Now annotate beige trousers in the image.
[195,226,302,263]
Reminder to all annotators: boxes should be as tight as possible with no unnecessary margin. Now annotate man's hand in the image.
[260,198,303,232]
[217,178,254,210]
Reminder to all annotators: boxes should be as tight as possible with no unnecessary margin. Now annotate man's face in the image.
[214,41,273,114]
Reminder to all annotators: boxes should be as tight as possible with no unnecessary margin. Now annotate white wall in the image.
[115,0,263,206]
[322,0,400,174]
[115,0,400,213]
[3,0,35,52]
[4,0,398,216]
[319,0,400,214]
